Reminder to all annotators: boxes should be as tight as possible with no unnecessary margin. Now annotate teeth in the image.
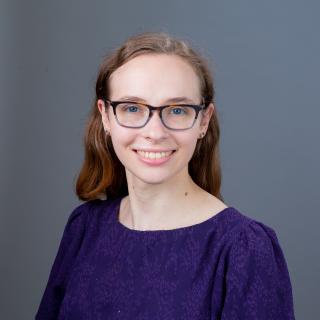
[136,150,173,159]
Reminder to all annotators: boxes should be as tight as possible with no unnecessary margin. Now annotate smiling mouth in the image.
[133,149,176,160]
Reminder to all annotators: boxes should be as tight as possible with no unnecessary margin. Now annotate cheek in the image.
[177,134,199,159]
[187,139,199,159]
[109,130,135,161]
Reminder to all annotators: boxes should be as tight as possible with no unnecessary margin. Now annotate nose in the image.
[141,109,169,140]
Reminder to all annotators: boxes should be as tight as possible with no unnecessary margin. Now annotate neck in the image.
[121,166,207,230]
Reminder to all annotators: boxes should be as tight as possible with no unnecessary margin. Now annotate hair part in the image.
[75,32,224,202]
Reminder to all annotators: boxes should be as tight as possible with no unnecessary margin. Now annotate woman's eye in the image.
[124,105,140,112]
[171,107,186,115]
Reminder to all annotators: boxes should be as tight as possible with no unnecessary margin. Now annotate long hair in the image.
[75,32,224,202]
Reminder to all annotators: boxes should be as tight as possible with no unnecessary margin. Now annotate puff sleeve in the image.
[35,204,88,320]
[220,221,295,320]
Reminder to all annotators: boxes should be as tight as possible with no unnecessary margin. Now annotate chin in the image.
[129,166,186,186]
[133,174,172,185]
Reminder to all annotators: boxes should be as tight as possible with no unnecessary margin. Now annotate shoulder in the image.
[234,212,279,247]
[65,196,120,230]
[226,208,280,256]
[210,205,286,272]
[220,209,295,318]
[225,208,291,279]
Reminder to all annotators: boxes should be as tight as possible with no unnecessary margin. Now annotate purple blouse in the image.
[35,196,295,319]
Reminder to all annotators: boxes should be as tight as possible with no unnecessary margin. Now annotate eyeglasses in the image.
[103,98,207,130]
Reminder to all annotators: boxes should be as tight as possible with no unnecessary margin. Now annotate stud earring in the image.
[199,132,205,139]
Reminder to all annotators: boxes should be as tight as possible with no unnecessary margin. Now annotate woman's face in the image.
[97,53,214,186]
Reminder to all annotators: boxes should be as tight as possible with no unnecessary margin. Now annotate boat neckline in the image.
[112,196,235,235]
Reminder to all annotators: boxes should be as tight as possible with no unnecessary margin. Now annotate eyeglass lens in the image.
[116,102,196,129]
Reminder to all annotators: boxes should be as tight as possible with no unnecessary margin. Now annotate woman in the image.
[35,32,295,319]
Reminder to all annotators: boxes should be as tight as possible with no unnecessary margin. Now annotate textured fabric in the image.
[35,196,295,319]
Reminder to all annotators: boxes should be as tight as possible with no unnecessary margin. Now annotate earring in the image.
[105,129,109,135]
[199,132,205,139]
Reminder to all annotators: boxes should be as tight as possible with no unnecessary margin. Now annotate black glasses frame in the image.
[103,98,208,130]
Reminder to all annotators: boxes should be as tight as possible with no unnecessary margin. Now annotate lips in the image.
[132,149,176,164]
[132,148,176,153]
[135,150,174,159]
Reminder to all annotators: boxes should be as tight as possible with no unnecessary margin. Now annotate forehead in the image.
[108,54,201,102]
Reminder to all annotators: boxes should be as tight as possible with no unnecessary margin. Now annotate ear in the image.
[97,99,111,132]
[199,102,214,132]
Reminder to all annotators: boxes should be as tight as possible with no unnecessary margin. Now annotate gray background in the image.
[1,0,319,319]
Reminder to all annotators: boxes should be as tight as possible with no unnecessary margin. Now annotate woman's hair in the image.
[75,31,224,202]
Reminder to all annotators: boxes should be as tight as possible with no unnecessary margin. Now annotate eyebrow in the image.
[116,95,197,104]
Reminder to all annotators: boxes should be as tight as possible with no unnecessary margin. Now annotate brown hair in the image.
[75,32,224,202]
